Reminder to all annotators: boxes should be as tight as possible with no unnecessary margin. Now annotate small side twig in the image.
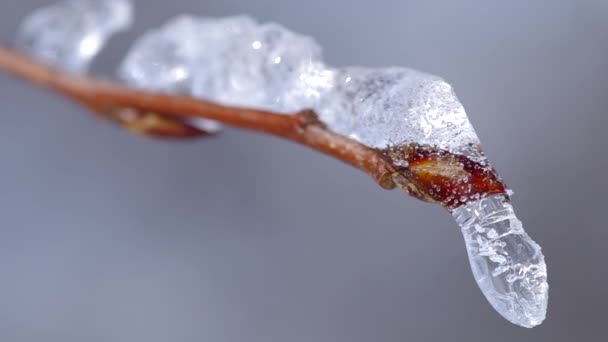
[0,46,397,189]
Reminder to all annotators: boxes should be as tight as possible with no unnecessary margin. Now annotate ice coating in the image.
[119,15,480,155]
[15,0,133,73]
[452,195,548,327]
[320,67,481,154]
[119,15,324,108]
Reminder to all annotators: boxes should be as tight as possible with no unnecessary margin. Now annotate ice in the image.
[120,19,549,326]
[119,15,323,113]
[452,195,549,328]
[120,15,253,94]
[119,15,325,131]
[120,15,481,155]
[15,1,484,155]
[280,61,336,112]
[207,21,323,110]
[15,0,133,74]
[315,67,481,153]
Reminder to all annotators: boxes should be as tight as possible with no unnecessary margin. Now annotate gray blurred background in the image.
[0,0,607,341]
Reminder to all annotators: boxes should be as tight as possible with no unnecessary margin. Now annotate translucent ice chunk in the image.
[451,195,548,327]
[204,21,323,110]
[16,0,133,74]
[119,15,323,113]
[315,67,481,153]
[119,15,252,94]
[15,4,547,326]
[118,15,256,132]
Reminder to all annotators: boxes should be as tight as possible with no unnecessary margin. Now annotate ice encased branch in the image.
[119,15,481,156]
[14,0,549,328]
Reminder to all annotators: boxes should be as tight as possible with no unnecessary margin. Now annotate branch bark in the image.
[0,46,398,189]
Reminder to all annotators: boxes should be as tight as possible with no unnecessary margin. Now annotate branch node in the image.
[295,109,326,130]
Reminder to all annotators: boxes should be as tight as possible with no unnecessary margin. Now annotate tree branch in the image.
[0,46,508,208]
[0,46,397,189]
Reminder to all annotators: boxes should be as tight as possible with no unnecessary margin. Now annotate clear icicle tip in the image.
[451,195,549,328]
[15,0,133,74]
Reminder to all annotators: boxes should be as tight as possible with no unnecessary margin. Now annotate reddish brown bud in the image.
[387,145,507,208]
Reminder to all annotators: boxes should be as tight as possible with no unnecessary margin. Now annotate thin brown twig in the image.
[0,46,509,208]
[0,46,398,189]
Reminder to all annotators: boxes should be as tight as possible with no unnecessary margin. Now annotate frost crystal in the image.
[452,195,548,327]
[16,0,133,73]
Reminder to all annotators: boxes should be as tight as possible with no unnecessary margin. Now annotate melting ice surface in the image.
[15,0,133,73]
[17,0,548,327]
